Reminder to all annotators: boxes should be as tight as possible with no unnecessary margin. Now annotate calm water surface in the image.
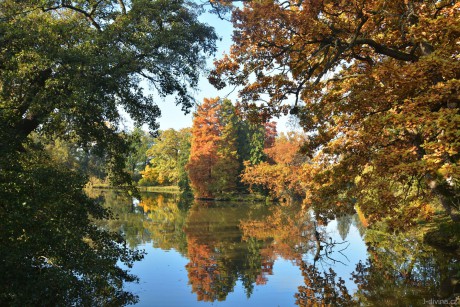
[91,190,459,306]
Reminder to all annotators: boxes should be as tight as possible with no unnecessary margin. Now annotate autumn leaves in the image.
[207,0,459,226]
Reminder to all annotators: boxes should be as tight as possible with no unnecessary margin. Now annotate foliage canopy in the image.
[211,0,460,224]
[0,0,217,303]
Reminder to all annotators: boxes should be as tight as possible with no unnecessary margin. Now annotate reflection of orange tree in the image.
[240,203,315,262]
[255,247,274,285]
[240,202,359,305]
[249,211,354,305]
[183,202,273,301]
[185,238,234,302]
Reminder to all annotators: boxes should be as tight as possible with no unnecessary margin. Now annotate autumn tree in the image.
[187,97,279,198]
[211,0,460,224]
[187,98,243,198]
[242,132,308,200]
[187,98,222,198]
[141,128,191,186]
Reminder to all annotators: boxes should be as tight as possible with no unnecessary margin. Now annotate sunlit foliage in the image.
[211,0,460,225]
[141,128,191,186]
[242,132,308,200]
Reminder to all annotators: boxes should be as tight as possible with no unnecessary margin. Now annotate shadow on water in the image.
[90,189,460,306]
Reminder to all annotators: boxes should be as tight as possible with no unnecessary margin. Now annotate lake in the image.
[90,190,460,306]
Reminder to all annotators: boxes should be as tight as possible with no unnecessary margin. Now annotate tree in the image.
[210,0,460,224]
[214,99,240,193]
[242,132,308,200]
[0,149,143,305]
[126,128,154,182]
[187,98,243,198]
[0,0,217,303]
[1,0,216,177]
[187,98,222,198]
[248,123,267,165]
[141,128,191,186]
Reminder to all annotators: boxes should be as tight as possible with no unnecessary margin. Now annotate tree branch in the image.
[118,0,127,15]
[61,4,101,31]
[354,38,418,61]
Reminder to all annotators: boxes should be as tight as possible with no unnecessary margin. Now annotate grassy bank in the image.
[138,185,181,193]
[86,183,181,193]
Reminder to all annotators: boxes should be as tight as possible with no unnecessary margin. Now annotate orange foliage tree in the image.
[187,98,221,198]
[242,132,308,200]
[211,0,460,224]
[187,98,240,198]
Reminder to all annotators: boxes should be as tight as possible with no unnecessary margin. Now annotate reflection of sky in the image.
[126,245,305,307]
[324,220,369,293]
[124,218,368,306]
[299,219,368,294]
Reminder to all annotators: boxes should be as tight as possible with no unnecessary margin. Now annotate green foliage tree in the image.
[248,124,267,166]
[0,0,216,303]
[126,128,154,182]
[0,0,216,178]
[142,128,191,186]
[214,99,240,193]
[176,130,193,192]
[0,148,143,305]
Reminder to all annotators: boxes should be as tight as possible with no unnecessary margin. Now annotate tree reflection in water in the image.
[294,225,460,306]
[93,190,459,305]
[183,200,272,301]
[351,229,460,306]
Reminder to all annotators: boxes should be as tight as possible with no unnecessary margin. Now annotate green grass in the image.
[138,185,181,193]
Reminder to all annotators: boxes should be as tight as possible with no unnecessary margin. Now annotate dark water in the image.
[91,190,460,306]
